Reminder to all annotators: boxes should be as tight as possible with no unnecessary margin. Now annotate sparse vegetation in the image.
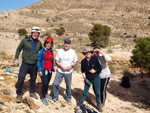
[57,44,64,49]
[107,48,114,53]
[0,50,7,60]
[55,27,65,36]
[88,24,111,47]
[130,37,150,73]
[108,62,116,74]
[18,28,27,36]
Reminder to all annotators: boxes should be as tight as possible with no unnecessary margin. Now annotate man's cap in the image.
[64,38,71,44]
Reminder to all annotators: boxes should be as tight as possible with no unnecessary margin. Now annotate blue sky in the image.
[0,0,41,12]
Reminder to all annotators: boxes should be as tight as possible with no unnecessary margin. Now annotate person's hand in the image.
[38,71,43,77]
[61,66,67,71]
[89,69,96,74]
[14,59,19,67]
[66,65,72,71]
[84,78,87,83]
[53,67,56,72]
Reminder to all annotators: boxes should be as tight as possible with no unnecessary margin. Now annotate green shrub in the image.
[130,37,150,72]
[88,24,111,47]
[18,28,27,36]
[56,27,65,36]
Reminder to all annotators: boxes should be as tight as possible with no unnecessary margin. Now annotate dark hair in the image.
[44,41,53,47]
[93,46,100,50]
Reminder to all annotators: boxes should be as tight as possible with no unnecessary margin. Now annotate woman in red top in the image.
[37,37,54,105]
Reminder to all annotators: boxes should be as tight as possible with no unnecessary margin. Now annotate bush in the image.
[88,24,111,47]
[130,37,150,73]
[18,28,27,36]
[56,27,65,36]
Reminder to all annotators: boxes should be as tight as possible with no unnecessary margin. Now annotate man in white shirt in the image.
[52,39,78,103]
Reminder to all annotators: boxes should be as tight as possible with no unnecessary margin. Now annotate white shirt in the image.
[98,54,111,79]
[55,48,78,74]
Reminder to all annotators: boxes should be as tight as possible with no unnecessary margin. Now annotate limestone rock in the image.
[0,76,4,80]
[0,89,11,95]
[23,96,39,110]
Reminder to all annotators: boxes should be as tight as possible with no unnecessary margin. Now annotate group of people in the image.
[14,26,111,112]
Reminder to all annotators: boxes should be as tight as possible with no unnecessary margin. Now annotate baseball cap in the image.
[64,38,71,44]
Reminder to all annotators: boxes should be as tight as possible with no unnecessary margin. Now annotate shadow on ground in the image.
[107,74,150,110]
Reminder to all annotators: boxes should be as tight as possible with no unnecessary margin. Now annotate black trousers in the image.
[41,71,52,98]
[100,77,110,104]
[16,61,37,95]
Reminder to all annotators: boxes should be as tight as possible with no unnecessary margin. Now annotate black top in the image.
[81,56,102,81]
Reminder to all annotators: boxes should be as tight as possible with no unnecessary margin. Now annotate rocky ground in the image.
[0,36,150,113]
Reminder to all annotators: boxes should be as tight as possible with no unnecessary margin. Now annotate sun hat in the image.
[82,47,93,55]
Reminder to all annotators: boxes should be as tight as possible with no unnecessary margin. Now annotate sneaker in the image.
[74,103,83,110]
[42,98,49,105]
[52,98,58,102]
[67,100,72,103]
[29,93,38,99]
[74,105,80,111]
[100,103,105,107]
[97,104,103,112]
[46,94,52,99]
[16,95,22,103]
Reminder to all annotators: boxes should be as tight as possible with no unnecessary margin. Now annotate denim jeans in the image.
[52,71,72,101]
[16,61,37,95]
[79,75,100,104]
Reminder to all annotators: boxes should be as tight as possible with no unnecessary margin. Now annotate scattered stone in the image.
[0,65,7,69]
[60,101,66,107]
[23,96,39,110]
[15,104,25,110]
[0,89,11,95]
[55,107,59,110]
[0,76,4,80]
[0,101,4,105]
[0,107,3,111]
[0,93,15,102]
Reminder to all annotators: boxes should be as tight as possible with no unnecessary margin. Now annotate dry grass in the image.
[107,48,114,53]
[0,50,7,60]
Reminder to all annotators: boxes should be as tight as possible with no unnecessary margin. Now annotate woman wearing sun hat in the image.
[78,47,103,112]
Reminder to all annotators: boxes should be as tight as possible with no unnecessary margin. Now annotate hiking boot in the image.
[67,100,72,103]
[97,104,103,112]
[29,93,38,99]
[52,98,58,102]
[16,95,22,103]
[41,98,49,105]
[46,94,52,99]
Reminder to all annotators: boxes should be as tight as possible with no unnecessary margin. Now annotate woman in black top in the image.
[78,47,103,112]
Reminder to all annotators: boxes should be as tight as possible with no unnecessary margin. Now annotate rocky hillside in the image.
[0,0,150,40]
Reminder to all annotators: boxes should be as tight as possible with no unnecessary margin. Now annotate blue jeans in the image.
[16,61,37,95]
[79,75,100,104]
[52,71,72,101]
